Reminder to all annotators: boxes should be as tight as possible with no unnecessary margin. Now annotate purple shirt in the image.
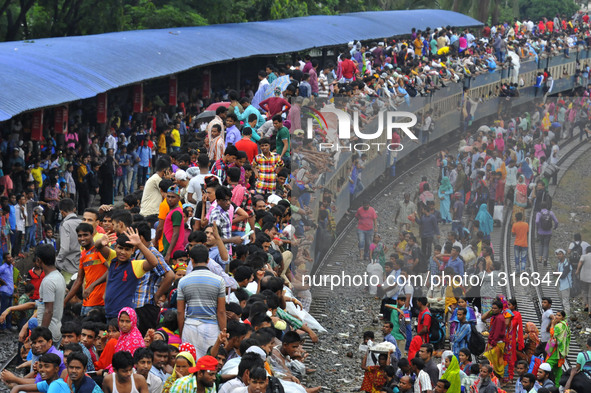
[535,209,558,235]
[33,346,65,382]
[309,68,318,94]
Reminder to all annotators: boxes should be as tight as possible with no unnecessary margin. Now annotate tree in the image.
[519,0,579,21]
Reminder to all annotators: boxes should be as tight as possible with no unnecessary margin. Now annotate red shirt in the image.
[418,308,431,343]
[355,206,377,231]
[259,97,291,117]
[341,59,357,79]
[235,138,259,163]
[27,268,45,300]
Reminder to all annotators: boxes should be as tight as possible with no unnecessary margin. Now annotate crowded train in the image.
[2,9,591,393]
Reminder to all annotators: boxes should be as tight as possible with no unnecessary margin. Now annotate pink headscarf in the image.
[114,307,145,356]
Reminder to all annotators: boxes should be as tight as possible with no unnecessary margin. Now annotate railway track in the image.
[498,135,591,384]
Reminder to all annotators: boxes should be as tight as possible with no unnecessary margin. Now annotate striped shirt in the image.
[177,266,225,324]
[133,245,171,308]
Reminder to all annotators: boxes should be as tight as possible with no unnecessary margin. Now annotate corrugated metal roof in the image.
[0,9,482,121]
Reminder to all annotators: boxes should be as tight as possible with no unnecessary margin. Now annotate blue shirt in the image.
[225,126,241,148]
[37,379,70,393]
[0,263,13,295]
[447,256,464,275]
[209,246,229,267]
[72,375,102,393]
[138,146,151,167]
[234,105,264,129]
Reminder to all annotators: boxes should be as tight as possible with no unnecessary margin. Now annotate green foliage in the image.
[0,0,582,42]
[124,0,207,30]
[519,0,579,22]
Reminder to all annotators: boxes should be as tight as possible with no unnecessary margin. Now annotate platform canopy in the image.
[0,9,482,121]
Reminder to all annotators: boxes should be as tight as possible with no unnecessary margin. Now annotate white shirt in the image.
[550,145,559,165]
[15,204,26,232]
[186,173,220,206]
[540,308,553,342]
[569,241,591,253]
[219,378,246,393]
[415,369,432,393]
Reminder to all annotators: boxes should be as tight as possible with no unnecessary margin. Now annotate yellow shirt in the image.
[171,129,181,147]
[31,167,43,188]
[158,133,167,154]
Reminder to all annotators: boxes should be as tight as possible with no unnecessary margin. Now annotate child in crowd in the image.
[39,225,57,251]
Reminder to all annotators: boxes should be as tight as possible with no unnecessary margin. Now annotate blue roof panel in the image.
[0,9,482,121]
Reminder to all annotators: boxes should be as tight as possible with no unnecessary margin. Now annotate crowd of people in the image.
[1,8,591,393]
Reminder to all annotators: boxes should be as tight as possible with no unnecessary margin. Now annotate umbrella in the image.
[205,101,230,111]
[196,102,231,122]
[196,110,216,122]
[262,75,292,100]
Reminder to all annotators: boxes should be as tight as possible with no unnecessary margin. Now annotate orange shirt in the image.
[511,221,529,248]
[80,239,116,307]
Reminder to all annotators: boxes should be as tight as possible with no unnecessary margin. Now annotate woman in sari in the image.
[475,204,494,243]
[520,158,534,184]
[162,350,196,393]
[512,176,528,223]
[442,354,462,393]
[438,177,453,223]
[546,310,571,386]
[482,300,506,378]
[494,133,505,153]
[503,299,524,383]
[114,307,145,356]
[518,322,540,363]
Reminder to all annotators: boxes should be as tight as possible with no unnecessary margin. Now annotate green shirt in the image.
[276,307,303,329]
[389,306,406,340]
[276,126,290,158]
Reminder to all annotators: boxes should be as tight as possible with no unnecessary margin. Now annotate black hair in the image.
[522,373,536,385]
[149,340,170,354]
[249,366,267,381]
[133,347,154,363]
[31,326,53,342]
[112,351,134,371]
[239,338,259,355]
[237,352,264,378]
[81,322,99,337]
[112,210,133,228]
[39,353,62,368]
[189,244,209,264]
[123,194,138,208]
[67,351,88,368]
[249,313,272,329]
[459,348,471,359]
[187,230,207,244]
[62,343,83,354]
[437,380,451,390]
[411,357,425,370]
[215,186,232,200]
[61,321,82,336]
[132,222,152,242]
[420,343,434,355]
[234,266,253,283]
[35,244,56,266]
[58,198,76,213]
[282,331,301,345]
[76,223,94,234]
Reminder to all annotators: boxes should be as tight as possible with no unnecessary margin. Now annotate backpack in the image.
[540,210,553,231]
[468,323,486,355]
[421,311,445,344]
[571,241,584,267]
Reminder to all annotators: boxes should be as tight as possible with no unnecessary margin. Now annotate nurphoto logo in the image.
[305,106,419,152]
